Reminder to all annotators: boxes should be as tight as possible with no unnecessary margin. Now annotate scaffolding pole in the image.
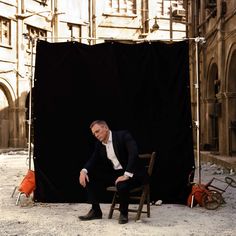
[194,36,205,184]
[27,36,35,170]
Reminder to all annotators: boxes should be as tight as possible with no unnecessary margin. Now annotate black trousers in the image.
[85,169,142,214]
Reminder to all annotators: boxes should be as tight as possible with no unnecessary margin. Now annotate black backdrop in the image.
[33,40,195,204]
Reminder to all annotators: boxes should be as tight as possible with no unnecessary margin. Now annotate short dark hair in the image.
[89,120,108,129]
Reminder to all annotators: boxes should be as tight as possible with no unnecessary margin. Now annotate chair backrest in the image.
[138,152,156,176]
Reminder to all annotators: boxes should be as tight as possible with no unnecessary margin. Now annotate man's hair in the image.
[89,120,108,129]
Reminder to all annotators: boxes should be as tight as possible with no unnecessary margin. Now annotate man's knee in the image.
[116,181,129,193]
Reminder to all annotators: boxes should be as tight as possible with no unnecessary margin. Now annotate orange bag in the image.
[18,169,36,197]
[187,183,207,207]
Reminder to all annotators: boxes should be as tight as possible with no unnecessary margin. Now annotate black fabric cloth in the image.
[33,40,195,204]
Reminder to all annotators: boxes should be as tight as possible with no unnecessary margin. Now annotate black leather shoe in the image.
[78,209,102,221]
[118,213,128,224]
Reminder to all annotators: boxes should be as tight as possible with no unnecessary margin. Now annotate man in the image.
[79,120,148,224]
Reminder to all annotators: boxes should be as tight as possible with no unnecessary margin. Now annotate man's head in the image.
[90,120,110,143]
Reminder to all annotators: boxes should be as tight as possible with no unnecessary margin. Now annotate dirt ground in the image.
[0,150,236,236]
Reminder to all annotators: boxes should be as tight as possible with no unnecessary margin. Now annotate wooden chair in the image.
[106,152,156,221]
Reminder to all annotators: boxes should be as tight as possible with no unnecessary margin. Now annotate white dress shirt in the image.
[102,131,133,178]
[103,131,122,170]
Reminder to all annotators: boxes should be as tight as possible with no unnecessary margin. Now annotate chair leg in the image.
[108,192,117,219]
[147,186,150,217]
[135,188,148,221]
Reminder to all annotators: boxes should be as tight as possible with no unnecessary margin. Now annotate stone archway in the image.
[0,80,15,148]
[227,50,236,155]
[206,63,220,152]
[0,88,10,147]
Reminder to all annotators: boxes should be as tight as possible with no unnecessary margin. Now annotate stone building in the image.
[188,0,236,156]
[0,0,186,149]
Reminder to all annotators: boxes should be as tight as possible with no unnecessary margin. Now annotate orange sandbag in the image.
[18,169,35,197]
[187,183,207,207]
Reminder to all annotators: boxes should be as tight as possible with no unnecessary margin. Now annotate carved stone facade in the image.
[0,0,186,148]
[188,0,236,156]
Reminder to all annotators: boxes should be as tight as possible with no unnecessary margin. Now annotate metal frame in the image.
[27,35,37,171]
[194,36,206,184]
[26,36,204,184]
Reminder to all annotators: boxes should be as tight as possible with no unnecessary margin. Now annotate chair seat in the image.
[107,185,145,193]
[107,186,117,191]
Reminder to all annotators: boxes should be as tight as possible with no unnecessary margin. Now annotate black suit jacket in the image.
[84,130,148,183]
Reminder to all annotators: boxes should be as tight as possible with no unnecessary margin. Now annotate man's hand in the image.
[115,175,129,185]
[79,170,89,187]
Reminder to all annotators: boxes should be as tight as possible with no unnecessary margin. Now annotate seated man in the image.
[79,120,149,224]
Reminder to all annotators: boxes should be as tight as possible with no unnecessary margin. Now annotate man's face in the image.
[91,124,109,143]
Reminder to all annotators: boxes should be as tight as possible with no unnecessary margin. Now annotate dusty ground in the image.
[0,150,236,236]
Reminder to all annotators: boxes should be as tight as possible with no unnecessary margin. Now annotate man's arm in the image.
[123,131,139,173]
